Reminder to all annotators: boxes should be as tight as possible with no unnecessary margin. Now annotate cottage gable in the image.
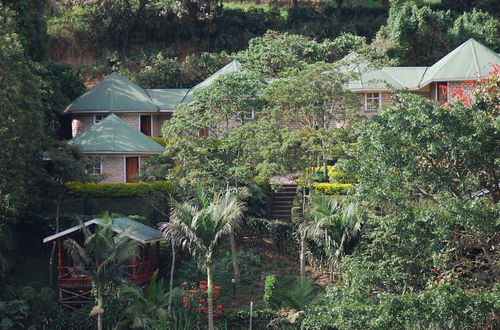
[70,114,164,154]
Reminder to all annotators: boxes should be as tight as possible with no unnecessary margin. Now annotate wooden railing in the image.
[57,258,159,287]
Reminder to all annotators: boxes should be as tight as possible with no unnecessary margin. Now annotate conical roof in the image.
[66,73,159,112]
[183,60,243,104]
[419,39,500,87]
[70,114,164,154]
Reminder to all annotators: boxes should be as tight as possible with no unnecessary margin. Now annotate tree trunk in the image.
[229,229,241,283]
[300,233,306,278]
[49,194,62,285]
[207,263,215,330]
[292,0,298,8]
[97,291,104,330]
[336,0,343,16]
[336,231,347,264]
[168,242,175,312]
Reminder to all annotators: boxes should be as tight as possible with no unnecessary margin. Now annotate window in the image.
[436,82,448,105]
[86,160,102,175]
[94,114,108,124]
[365,93,381,112]
[244,108,255,121]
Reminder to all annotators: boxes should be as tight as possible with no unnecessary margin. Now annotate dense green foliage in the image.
[66,181,175,197]
[1,1,499,329]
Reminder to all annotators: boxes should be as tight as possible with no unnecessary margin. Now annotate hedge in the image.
[66,181,175,197]
[313,183,352,195]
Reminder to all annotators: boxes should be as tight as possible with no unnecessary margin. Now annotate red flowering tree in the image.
[180,281,224,319]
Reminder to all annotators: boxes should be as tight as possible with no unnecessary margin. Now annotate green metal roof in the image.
[43,217,163,244]
[66,73,159,113]
[70,114,164,154]
[419,38,500,86]
[146,89,190,110]
[342,39,499,91]
[183,60,243,104]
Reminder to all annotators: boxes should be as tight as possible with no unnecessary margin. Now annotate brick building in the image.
[66,39,499,183]
[70,114,164,183]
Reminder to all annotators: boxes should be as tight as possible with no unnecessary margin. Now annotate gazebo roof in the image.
[43,217,164,244]
[69,114,164,154]
[66,73,159,113]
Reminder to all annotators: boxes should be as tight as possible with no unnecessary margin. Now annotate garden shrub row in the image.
[313,183,352,195]
[66,181,174,197]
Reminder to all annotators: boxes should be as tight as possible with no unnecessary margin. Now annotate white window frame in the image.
[86,159,102,176]
[364,93,381,112]
[244,108,255,121]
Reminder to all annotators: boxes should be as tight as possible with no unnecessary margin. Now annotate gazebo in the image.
[43,217,163,308]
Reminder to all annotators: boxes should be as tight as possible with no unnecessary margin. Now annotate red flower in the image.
[437,276,443,281]
[204,290,208,293]
[199,285,207,289]
[213,290,220,296]
[191,282,197,286]
[181,281,188,286]
[199,280,207,284]
[213,285,221,290]
[182,297,189,300]
[432,267,437,273]
[198,299,206,303]
[189,289,199,293]
[216,304,223,309]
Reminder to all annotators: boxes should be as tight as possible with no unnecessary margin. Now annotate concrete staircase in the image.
[269,184,297,221]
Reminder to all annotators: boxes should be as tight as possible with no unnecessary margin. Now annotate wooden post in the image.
[132,256,137,278]
[249,301,253,330]
[57,239,63,279]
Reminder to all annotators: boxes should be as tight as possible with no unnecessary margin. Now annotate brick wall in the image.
[99,156,151,183]
[116,114,140,130]
[101,156,124,183]
[153,113,172,137]
[72,115,94,137]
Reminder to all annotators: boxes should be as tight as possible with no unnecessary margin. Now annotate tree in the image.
[299,197,362,279]
[0,3,44,240]
[63,213,141,330]
[236,31,365,77]
[159,190,244,330]
[119,271,170,328]
[43,141,97,285]
[373,2,454,66]
[336,71,500,292]
[262,61,361,182]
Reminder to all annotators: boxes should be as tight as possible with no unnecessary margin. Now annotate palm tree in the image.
[299,197,362,279]
[159,189,244,330]
[63,213,140,330]
[119,270,170,328]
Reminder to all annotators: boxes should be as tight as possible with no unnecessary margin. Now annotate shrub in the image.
[313,183,352,195]
[66,181,175,198]
[303,285,499,330]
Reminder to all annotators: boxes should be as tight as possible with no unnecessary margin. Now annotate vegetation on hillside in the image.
[0,0,498,329]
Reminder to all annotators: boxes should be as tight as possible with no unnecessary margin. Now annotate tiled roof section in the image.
[70,114,164,153]
[66,73,159,113]
[419,38,500,86]
[146,89,190,110]
[182,60,243,104]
